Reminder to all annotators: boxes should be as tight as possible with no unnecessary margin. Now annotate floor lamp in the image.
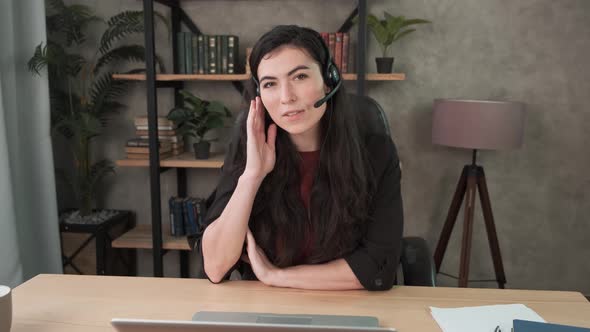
[431,99,525,288]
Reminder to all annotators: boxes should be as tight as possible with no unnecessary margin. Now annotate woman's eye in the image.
[262,82,275,88]
[294,73,308,80]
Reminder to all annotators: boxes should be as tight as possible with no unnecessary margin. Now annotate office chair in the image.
[199,94,436,287]
[350,93,436,287]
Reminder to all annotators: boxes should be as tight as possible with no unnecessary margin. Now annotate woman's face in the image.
[257,45,329,148]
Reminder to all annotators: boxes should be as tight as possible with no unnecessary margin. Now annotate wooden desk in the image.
[11,274,590,332]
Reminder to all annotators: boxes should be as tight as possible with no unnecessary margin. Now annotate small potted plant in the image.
[167,90,232,159]
[364,12,431,73]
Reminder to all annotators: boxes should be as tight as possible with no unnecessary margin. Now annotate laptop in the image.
[111,311,396,332]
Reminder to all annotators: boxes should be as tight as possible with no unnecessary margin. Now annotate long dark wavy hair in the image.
[229,25,375,268]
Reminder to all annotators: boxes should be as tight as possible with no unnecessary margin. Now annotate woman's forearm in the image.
[202,173,263,282]
[270,258,363,290]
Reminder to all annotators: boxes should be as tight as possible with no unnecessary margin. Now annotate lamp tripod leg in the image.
[476,166,507,289]
[458,167,478,287]
[434,166,468,273]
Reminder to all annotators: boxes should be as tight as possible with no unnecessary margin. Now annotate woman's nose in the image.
[280,83,297,104]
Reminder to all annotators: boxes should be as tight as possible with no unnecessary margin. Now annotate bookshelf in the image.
[115,0,396,278]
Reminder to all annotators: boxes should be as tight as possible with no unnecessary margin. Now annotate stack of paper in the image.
[430,304,545,332]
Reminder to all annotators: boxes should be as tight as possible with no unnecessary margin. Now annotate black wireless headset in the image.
[252,32,342,108]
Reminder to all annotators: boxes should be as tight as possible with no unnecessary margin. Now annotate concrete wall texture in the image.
[65,0,590,294]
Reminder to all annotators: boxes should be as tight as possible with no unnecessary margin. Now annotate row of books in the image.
[169,196,206,236]
[125,117,184,160]
[176,32,240,74]
[321,32,351,73]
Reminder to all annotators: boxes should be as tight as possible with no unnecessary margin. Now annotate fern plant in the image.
[28,0,168,216]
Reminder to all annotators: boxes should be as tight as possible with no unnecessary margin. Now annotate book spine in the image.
[169,197,176,236]
[342,32,349,73]
[216,35,222,75]
[208,35,217,74]
[328,33,336,60]
[173,198,185,236]
[136,129,177,136]
[335,32,343,73]
[235,36,240,73]
[227,35,236,74]
[320,32,329,49]
[177,32,185,74]
[197,34,205,74]
[138,135,180,142]
[203,34,209,74]
[192,34,199,74]
[184,32,193,75]
[134,117,174,127]
[221,35,228,74]
[183,198,192,236]
[135,125,176,130]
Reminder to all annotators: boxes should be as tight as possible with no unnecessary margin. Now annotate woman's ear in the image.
[324,84,331,94]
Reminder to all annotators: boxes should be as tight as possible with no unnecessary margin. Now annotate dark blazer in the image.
[191,131,404,291]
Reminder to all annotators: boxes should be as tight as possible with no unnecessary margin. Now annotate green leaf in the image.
[364,12,431,56]
[167,107,194,122]
[87,159,115,194]
[88,72,128,116]
[393,28,416,42]
[206,101,227,115]
[94,45,145,74]
[28,41,85,78]
[205,117,224,129]
[99,11,169,55]
[179,90,205,109]
[367,15,390,47]
[46,1,103,47]
[400,19,431,28]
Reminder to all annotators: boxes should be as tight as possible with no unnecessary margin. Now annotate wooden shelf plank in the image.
[112,224,191,251]
[342,73,406,81]
[112,73,251,81]
[116,152,224,168]
[113,73,405,81]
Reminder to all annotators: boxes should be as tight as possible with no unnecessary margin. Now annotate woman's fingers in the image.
[246,99,256,139]
[267,123,277,149]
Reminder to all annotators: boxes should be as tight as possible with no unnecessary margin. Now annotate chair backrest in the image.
[348,93,392,137]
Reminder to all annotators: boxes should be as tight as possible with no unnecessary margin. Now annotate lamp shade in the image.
[432,99,525,150]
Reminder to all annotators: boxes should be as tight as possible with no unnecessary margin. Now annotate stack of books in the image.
[320,32,351,73]
[124,117,184,160]
[168,196,207,237]
[176,32,240,75]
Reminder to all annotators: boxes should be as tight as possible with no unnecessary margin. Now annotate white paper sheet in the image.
[430,304,546,332]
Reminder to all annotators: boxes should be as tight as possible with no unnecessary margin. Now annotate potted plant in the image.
[167,90,232,160]
[362,12,430,73]
[28,0,167,223]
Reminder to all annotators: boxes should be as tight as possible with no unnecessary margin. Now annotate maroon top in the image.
[296,150,320,263]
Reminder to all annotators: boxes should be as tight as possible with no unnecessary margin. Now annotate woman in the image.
[194,25,403,291]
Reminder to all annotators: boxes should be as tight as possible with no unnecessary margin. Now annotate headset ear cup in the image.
[325,61,340,89]
[253,77,260,96]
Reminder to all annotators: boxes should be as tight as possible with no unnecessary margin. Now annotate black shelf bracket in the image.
[338,6,359,33]
[180,9,202,36]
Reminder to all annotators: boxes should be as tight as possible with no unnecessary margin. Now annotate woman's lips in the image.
[283,109,305,121]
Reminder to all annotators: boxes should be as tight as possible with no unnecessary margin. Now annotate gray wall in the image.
[68,0,590,294]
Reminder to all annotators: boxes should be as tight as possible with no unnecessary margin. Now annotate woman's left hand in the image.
[243,229,280,286]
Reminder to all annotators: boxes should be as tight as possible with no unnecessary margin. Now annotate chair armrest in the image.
[400,236,436,287]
